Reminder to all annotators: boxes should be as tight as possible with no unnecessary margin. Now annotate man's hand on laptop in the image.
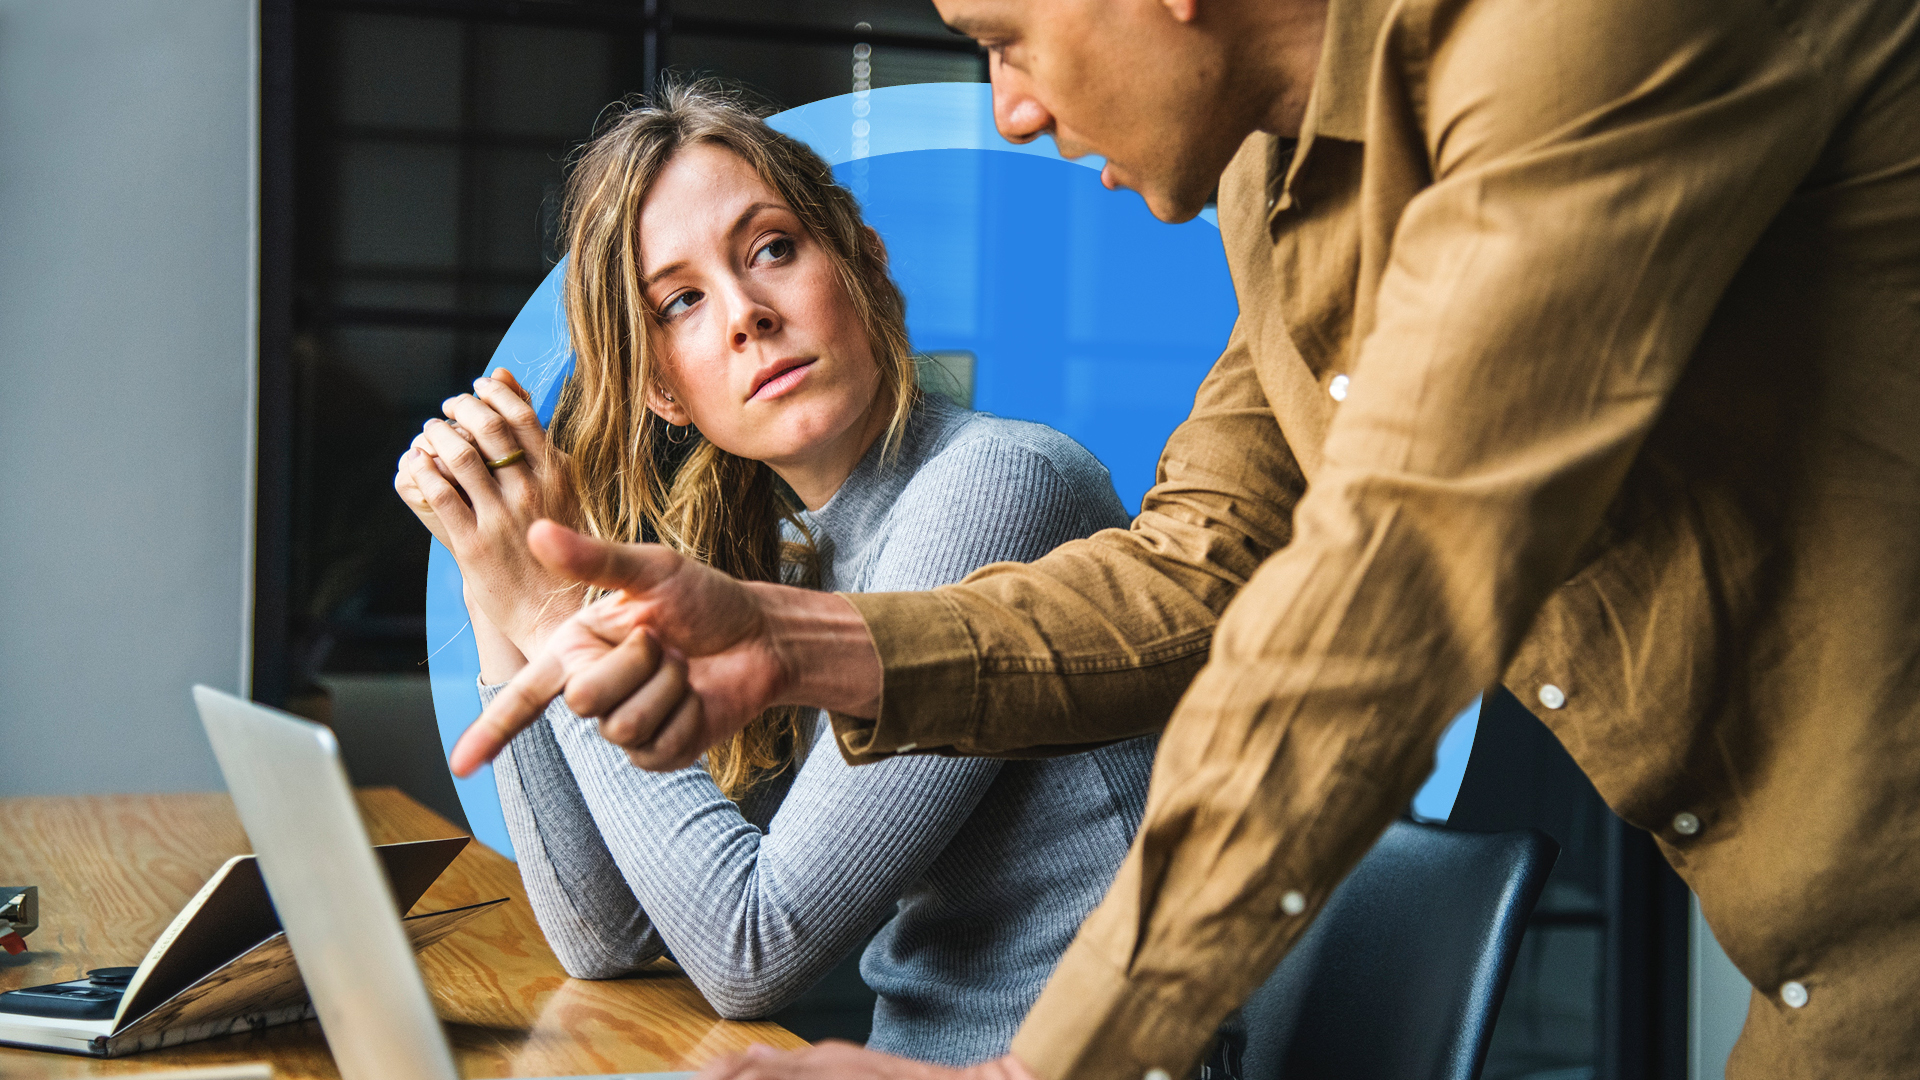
[696,1043,1041,1080]
[449,520,883,775]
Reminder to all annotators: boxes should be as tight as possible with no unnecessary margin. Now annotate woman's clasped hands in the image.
[445,520,801,777]
[392,367,585,678]
[391,366,825,778]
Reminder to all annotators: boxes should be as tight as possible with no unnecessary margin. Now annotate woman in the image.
[394,83,1155,1066]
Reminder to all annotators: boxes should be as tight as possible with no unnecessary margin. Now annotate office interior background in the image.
[0,1,1748,1077]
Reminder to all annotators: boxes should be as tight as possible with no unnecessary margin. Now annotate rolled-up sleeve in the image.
[834,321,1305,761]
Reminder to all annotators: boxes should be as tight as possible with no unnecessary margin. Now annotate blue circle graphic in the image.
[427,85,1237,856]
[422,83,1468,854]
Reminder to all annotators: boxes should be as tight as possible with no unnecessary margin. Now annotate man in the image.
[458,0,1920,1076]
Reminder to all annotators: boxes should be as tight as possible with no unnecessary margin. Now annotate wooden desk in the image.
[0,789,806,1077]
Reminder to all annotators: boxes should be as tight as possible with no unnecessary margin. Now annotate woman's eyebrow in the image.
[644,201,789,287]
[729,201,787,238]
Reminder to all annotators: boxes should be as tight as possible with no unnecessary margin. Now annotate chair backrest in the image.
[1239,820,1558,1080]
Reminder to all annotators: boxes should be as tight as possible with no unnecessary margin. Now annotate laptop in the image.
[192,685,692,1080]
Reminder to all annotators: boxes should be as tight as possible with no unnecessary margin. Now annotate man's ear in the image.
[1162,0,1199,23]
[644,383,691,427]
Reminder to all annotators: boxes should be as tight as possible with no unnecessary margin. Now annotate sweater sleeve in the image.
[865,428,1133,593]
[490,701,667,978]
[545,707,998,1017]
[498,426,1119,1017]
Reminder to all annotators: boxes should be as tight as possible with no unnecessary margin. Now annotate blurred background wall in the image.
[0,0,257,796]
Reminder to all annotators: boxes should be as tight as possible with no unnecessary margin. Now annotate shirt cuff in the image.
[1010,933,1226,1080]
[827,589,980,764]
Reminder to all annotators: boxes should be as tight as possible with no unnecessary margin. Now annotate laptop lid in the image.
[194,685,460,1080]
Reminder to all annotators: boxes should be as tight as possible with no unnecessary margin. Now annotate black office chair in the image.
[1238,820,1558,1080]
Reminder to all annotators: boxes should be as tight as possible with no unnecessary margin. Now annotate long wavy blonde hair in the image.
[552,80,919,798]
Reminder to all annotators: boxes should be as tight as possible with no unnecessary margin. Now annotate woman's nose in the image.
[732,309,779,349]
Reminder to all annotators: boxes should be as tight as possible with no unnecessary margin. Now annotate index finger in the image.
[450,648,568,777]
[528,520,686,595]
[491,367,533,403]
[472,375,547,452]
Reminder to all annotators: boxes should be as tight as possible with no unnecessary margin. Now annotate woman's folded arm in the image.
[491,710,665,979]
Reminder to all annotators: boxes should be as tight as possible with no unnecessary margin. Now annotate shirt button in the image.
[1673,812,1701,836]
[1328,374,1350,402]
[1537,684,1566,710]
[896,742,917,753]
[1281,890,1307,915]
[1781,981,1809,1008]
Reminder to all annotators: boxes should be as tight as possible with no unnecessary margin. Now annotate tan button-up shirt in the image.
[836,0,1920,1075]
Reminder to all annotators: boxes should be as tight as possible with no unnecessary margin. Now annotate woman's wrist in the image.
[467,592,530,684]
[749,583,883,718]
[514,582,589,664]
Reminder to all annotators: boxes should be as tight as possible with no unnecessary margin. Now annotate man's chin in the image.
[1101,162,1210,223]
[1139,186,1210,224]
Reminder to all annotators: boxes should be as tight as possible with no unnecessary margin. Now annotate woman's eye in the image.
[662,289,703,317]
[752,236,795,266]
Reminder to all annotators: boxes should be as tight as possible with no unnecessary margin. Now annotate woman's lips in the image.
[751,359,815,401]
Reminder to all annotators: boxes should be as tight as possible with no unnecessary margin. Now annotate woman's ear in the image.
[645,382,692,427]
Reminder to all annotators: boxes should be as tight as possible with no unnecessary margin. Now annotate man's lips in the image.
[750,358,816,401]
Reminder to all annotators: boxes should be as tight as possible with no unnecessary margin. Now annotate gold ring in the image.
[485,449,527,470]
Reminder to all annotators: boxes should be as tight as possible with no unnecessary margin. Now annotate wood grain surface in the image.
[0,789,806,1077]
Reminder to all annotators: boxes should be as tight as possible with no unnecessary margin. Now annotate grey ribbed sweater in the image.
[486,396,1156,1066]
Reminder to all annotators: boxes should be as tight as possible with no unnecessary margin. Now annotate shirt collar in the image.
[1267,0,1396,221]
[1304,0,1398,145]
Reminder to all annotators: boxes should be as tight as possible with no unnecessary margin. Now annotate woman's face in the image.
[638,143,887,496]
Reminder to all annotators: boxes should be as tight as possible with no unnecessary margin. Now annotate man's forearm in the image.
[749,582,883,720]
[819,329,1301,762]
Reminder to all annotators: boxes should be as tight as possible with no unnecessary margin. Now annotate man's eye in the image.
[662,289,702,317]
[753,236,795,266]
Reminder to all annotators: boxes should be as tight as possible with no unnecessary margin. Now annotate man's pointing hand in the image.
[449,519,882,776]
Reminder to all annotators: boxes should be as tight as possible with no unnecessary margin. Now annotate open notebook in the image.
[0,836,504,1057]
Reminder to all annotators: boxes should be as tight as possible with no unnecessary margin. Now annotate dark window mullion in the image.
[454,19,483,388]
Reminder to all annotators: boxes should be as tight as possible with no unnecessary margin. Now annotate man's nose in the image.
[991,60,1051,145]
